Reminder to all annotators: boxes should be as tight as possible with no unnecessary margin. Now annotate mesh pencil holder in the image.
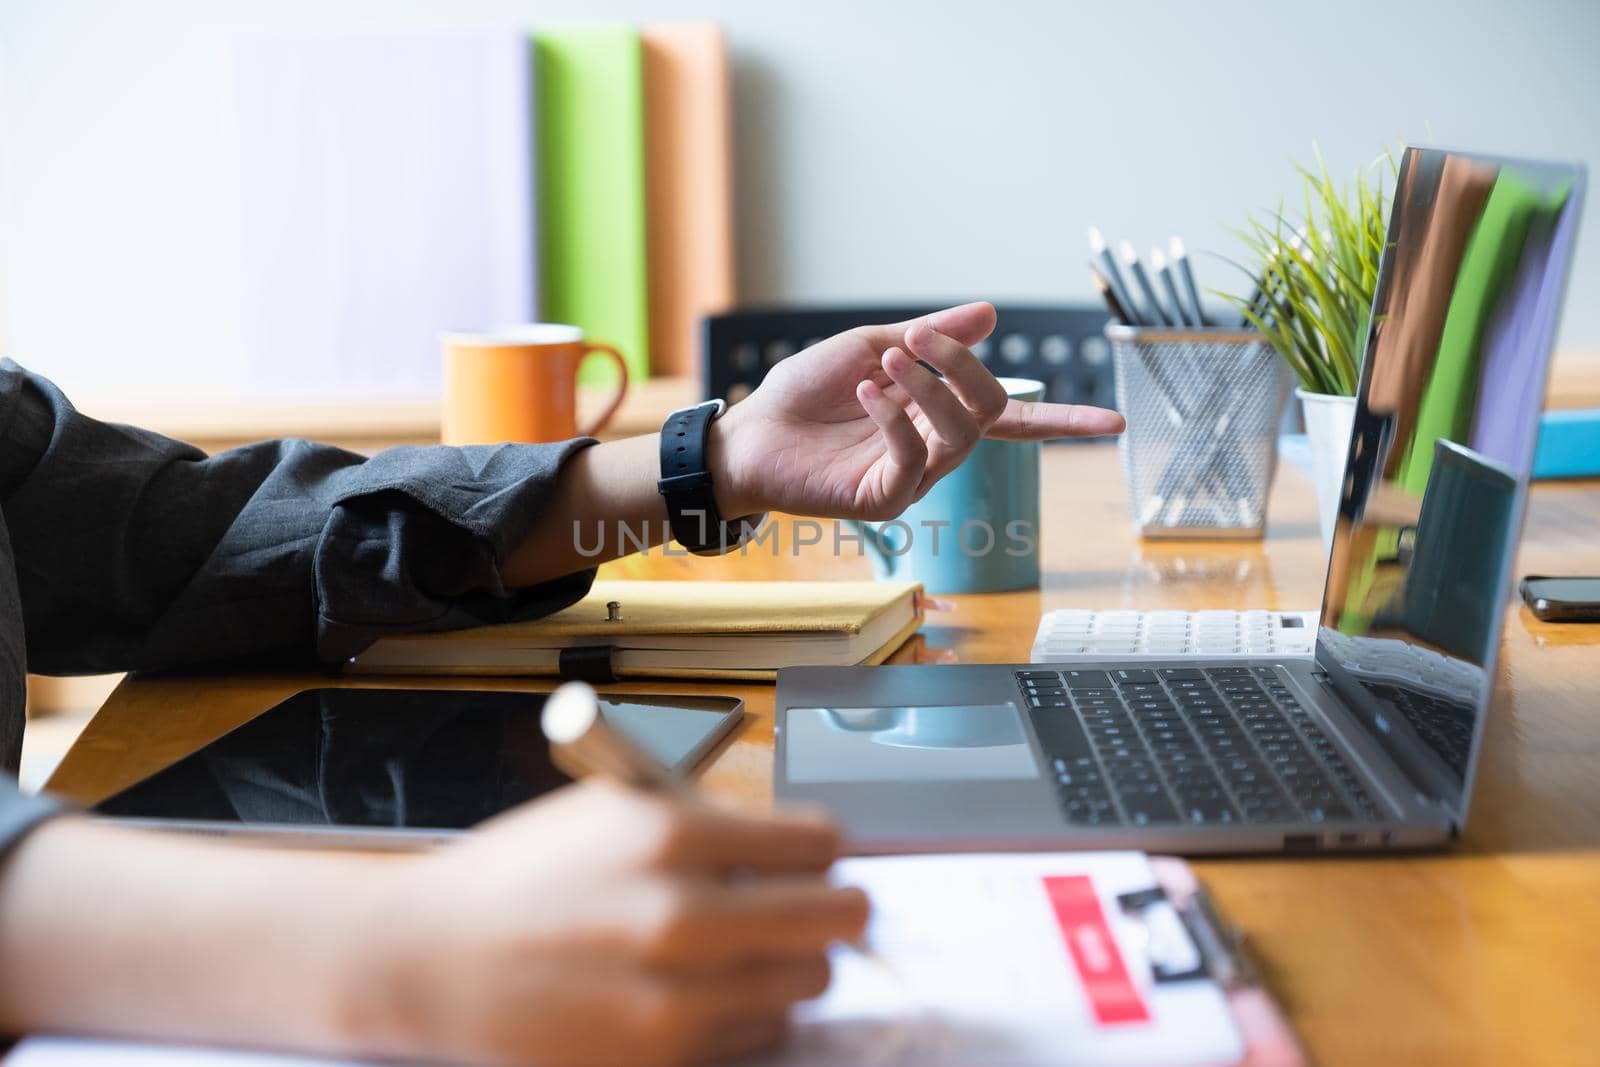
[1108,324,1291,539]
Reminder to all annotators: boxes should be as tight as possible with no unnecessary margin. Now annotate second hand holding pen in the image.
[540,682,898,977]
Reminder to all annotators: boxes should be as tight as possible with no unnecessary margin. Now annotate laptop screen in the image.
[1314,147,1585,822]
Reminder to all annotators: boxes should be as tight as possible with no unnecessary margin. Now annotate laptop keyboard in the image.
[1016,666,1383,828]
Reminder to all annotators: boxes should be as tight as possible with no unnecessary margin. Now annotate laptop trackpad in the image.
[784,704,1041,783]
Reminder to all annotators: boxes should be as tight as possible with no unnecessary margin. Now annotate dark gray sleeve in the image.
[0,359,599,673]
[0,775,62,862]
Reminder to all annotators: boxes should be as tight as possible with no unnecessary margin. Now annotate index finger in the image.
[647,881,871,970]
[657,801,845,876]
[987,399,1127,440]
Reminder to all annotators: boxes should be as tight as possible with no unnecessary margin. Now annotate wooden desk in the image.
[46,444,1600,1067]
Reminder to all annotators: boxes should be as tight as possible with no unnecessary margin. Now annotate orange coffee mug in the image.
[441,325,629,445]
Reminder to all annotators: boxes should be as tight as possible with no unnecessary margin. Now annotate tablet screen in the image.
[94,688,740,831]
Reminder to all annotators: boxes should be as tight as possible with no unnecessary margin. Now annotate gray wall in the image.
[2,0,1596,401]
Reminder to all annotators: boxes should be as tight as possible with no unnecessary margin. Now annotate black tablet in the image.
[93,688,742,847]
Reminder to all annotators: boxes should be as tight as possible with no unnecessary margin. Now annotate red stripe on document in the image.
[1043,875,1152,1025]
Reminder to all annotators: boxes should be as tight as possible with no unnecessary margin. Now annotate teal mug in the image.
[852,377,1043,594]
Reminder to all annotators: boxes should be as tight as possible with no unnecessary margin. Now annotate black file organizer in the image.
[702,304,1118,432]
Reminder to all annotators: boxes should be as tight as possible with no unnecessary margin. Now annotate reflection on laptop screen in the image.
[1316,147,1585,818]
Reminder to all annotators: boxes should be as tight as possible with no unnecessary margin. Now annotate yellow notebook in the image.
[346,581,924,680]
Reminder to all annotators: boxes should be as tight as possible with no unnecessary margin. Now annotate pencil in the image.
[1090,265,1132,325]
[1088,225,1146,326]
[1149,248,1192,327]
[1119,239,1173,327]
[1168,236,1210,326]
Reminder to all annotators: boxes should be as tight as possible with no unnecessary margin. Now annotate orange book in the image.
[641,24,737,379]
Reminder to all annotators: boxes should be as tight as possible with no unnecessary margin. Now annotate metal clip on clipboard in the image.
[1117,883,1257,990]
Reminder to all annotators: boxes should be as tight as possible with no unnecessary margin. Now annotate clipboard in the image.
[1147,857,1309,1067]
[769,851,1307,1067]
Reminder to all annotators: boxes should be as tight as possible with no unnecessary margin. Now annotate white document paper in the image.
[769,851,1243,1067]
[4,1039,364,1067]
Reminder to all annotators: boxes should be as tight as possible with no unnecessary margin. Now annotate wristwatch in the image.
[657,400,765,555]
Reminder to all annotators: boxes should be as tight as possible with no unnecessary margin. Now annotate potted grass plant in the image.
[1220,149,1393,548]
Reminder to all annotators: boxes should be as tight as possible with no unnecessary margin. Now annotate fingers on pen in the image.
[638,881,871,970]
[987,398,1128,440]
[638,959,828,1065]
[903,322,1009,426]
[880,347,979,454]
[647,798,846,876]
[710,955,834,1011]
[693,1013,791,1066]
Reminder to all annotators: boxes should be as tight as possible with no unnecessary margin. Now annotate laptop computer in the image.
[775,146,1586,854]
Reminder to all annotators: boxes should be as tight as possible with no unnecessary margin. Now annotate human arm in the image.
[0,781,865,1067]
[0,359,599,675]
[502,301,1125,585]
[0,301,1119,678]
[0,302,1120,675]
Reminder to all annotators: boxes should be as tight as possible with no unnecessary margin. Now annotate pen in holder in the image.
[1109,324,1290,539]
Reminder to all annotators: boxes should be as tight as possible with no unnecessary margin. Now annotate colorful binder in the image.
[641,24,737,378]
[535,27,650,386]
[234,31,537,398]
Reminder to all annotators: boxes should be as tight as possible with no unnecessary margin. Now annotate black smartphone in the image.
[1519,576,1600,622]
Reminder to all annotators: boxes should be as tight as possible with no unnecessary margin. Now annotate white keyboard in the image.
[1031,608,1319,662]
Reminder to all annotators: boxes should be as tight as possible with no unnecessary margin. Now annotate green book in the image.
[535,26,650,385]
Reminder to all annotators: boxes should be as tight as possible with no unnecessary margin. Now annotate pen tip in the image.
[1118,238,1138,263]
[1087,225,1106,251]
[1149,248,1166,269]
[1170,235,1186,257]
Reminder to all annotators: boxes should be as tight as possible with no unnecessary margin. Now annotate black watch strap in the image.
[657,401,760,555]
